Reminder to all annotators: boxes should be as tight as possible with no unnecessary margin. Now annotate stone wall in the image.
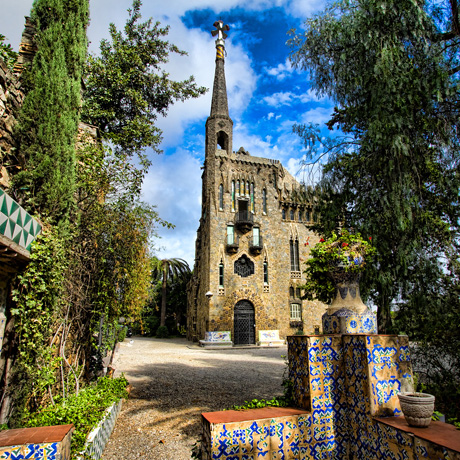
[0,59,24,189]
[0,16,36,190]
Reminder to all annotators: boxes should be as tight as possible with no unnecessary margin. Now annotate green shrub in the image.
[23,375,128,458]
[156,325,169,338]
[117,326,127,342]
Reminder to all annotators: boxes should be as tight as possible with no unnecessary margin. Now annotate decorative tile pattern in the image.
[202,334,458,460]
[204,331,231,342]
[80,400,122,460]
[0,189,41,251]
[322,309,377,334]
[0,442,59,459]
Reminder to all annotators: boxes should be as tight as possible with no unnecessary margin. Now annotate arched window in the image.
[262,189,267,214]
[290,238,300,271]
[298,210,302,222]
[263,258,268,284]
[219,184,224,210]
[306,210,311,222]
[250,182,255,212]
[282,209,286,220]
[217,131,228,151]
[231,181,235,212]
[290,209,294,221]
[219,260,224,287]
[236,180,240,196]
[289,286,295,298]
[246,181,250,197]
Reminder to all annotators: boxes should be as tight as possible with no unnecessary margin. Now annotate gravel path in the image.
[101,337,287,460]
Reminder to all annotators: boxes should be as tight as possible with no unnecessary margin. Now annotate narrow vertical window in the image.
[306,210,311,222]
[262,189,267,214]
[219,184,224,210]
[289,286,295,298]
[282,209,286,220]
[246,181,250,197]
[290,303,302,320]
[219,260,224,287]
[290,238,300,271]
[295,239,300,271]
[231,181,235,212]
[227,225,235,244]
[253,227,260,246]
[236,180,240,196]
[290,209,294,220]
[298,210,302,222]
[263,258,268,284]
[296,287,301,298]
[250,182,255,212]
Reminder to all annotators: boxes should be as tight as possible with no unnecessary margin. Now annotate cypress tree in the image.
[14,0,89,224]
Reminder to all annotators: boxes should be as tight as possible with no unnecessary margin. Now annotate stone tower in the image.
[187,21,327,345]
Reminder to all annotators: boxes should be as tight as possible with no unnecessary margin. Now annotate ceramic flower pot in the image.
[398,392,435,428]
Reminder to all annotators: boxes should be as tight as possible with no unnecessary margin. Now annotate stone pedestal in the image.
[322,276,378,334]
[322,307,377,334]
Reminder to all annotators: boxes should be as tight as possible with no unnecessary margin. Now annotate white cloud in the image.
[265,59,295,81]
[300,106,334,125]
[142,148,202,265]
[262,91,295,106]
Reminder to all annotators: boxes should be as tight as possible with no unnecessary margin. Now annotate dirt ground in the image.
[100,336,287,460]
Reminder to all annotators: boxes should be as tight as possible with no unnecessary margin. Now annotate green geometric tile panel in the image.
[0,189,42,252]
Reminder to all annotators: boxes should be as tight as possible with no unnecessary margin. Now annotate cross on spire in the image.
[211,20,230,48]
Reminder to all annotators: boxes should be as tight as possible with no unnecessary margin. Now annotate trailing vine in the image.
[9,227,69,420]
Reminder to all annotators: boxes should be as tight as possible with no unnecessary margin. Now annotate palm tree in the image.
[151,257,191,327]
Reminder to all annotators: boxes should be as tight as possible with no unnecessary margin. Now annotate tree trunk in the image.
[160,265,168,327]
[377,292,392,334]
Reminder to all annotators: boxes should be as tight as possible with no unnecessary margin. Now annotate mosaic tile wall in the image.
[0,189,42,252]
[202,334,459,459]
[0,442,60,460]
[203,331,231,342]
[202,412,312,460]
[80,400,122,460]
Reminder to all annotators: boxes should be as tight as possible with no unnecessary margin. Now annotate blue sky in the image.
[2,0,333,266]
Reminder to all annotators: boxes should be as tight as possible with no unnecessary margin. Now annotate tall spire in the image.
[210,20,230,117]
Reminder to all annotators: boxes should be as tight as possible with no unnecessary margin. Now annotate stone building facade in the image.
[186,22,327,345]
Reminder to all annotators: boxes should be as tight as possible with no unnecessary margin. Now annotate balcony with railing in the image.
[235,210,253,233]
[249,235,263,255]
[226,233,239,254]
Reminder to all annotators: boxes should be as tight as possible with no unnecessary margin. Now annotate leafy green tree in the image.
[289,0,460,332]
[151,257,191,327]
[81,0,206,163]
[13,0,89,224]
[0,34,18,70]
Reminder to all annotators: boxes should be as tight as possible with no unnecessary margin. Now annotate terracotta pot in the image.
[398,392,435,428]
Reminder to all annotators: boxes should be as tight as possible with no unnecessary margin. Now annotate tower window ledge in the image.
[263,285,270,293]
[290,271,302,279]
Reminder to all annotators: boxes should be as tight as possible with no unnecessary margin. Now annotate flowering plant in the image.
[301,230,375,304]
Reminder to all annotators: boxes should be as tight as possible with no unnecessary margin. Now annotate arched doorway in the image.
[234,300,255,345]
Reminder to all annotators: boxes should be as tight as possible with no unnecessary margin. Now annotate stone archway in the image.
[222,288,265,343]
[234,300,255,345]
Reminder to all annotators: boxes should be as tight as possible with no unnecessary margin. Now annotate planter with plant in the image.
[303,231,377,334]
